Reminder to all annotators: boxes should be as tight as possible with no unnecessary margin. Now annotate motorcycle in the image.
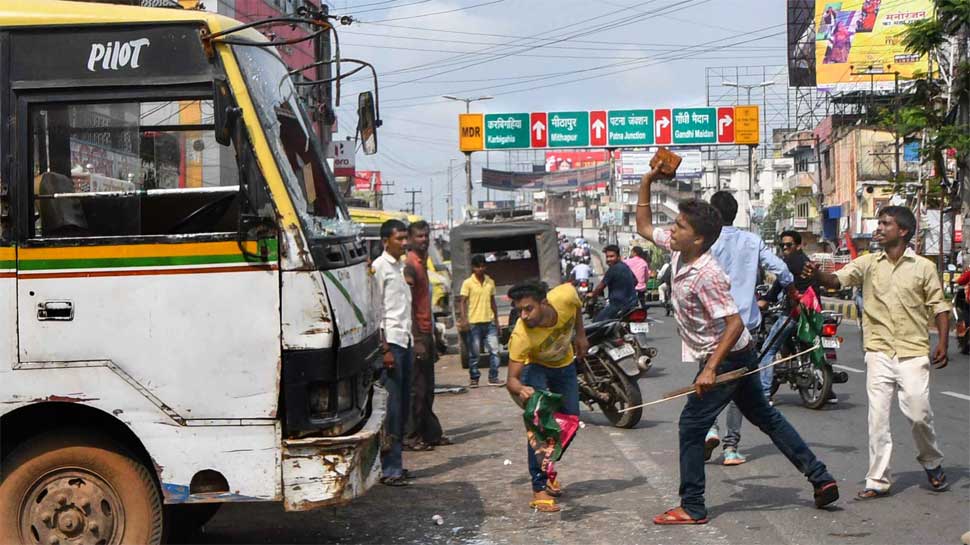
[575,279,592,299]
[760,305,849,409]
[578,317,652,428]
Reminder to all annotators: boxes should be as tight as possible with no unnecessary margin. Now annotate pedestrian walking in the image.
[705,191,794,466]
[458,255,504,388]
[505,280,588,513]
[807,206,951,499]
[404,220,452,451]
[625,246,651,306]
[372,219,414,486]
[636,165,838,524]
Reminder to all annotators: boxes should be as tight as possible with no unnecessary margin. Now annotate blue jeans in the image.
[759,317,797,395]
[381,342,413,479]
[468,322,501,381]
[679,347,833,520]
[522,362,580,492]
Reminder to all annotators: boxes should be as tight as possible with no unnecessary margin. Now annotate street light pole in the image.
[443,95,493,223]
[722,80,773,225]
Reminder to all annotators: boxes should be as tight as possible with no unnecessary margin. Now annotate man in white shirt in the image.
[571,261,593,283]
[372,219,413,486]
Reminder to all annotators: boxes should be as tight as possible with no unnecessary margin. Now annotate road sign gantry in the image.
[457,105,759,152]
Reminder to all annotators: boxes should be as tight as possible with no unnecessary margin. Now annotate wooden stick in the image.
[660,368,748,399]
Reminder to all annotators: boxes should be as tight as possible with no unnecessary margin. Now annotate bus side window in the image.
[29,99,240,240]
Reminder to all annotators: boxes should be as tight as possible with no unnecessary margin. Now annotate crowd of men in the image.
[371,161,955,522]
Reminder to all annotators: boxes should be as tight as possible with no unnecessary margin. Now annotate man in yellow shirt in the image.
[808,206,951,499]
[458,255,503,387]
[506,280,589,513]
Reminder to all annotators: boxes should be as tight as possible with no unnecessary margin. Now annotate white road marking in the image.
[833,364,865,374]
[941,391,970,402]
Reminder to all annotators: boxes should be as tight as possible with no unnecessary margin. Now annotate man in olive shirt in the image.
[808,206,951,498]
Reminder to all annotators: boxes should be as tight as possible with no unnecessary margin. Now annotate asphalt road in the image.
[190,316,968,545]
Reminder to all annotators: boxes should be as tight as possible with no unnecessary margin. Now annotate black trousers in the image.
[406,331,443,445]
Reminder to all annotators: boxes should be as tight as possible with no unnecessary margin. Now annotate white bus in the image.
[0,2,386,543]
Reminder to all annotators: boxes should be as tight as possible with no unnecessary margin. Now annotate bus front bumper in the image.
[280,386,387,512]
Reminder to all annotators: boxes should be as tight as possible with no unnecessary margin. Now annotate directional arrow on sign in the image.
[530,112,548,148]
[716,107,735,144]
[591,118,605,139]
[655,109,672,144]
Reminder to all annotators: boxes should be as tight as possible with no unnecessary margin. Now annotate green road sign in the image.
[607,109,654,147]
[672,108,716,145]
[484,113,530,149]
[548,111,589,148]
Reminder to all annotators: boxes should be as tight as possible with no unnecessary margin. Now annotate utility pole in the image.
[428,178,435,224]
[404,188,423,216]
[442,95,494,223]
[447,160,454,229]
[723,80,773,225]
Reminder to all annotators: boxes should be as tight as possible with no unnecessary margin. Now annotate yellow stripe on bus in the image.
[18,240,264,261]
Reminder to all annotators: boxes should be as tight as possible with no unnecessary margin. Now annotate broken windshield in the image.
[233,45,357,238]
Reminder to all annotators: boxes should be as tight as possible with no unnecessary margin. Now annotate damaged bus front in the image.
[0,1,384,542]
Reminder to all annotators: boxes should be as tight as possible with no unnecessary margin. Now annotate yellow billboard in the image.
[815,0,932,91]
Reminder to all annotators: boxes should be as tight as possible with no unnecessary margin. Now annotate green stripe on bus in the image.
[322,270,367,327]
[19,252,275,271]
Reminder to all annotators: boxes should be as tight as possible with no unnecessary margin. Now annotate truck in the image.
[449,220,561,368]
[0,2,386,543]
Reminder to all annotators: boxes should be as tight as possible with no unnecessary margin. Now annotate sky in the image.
[325,0,789,222]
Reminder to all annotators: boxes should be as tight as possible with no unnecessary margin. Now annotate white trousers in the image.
[864,351,944,491]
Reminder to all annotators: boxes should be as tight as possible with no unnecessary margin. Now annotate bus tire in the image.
[0,431,163,545]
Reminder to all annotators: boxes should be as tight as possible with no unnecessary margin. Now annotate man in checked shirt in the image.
[635,163,838,525]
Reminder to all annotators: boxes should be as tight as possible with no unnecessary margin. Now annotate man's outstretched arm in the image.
[635,168,662,243]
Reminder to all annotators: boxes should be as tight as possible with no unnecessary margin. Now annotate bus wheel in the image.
[0,431,163,545]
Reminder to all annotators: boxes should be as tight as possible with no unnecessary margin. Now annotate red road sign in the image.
[589,110,607,147]
[655,108,671,145]
[717,107,735,144]
[530,112,548,148]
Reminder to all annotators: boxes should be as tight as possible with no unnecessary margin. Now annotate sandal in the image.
[545,478,563,497]
[529,499,561,513]
[652,507,708,525]
[855,488,889,500]
[404,441,434,452]
[926,466,950,491]
[379,475,409,487]
[813,481,839,508]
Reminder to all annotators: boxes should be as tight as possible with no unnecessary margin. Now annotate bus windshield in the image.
[233,45,356,238]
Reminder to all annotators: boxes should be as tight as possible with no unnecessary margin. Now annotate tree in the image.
[893,0,969,256]
[760,189,796,242]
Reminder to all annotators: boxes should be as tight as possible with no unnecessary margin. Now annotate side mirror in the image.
[357,91,379,155]
[213,77,241,146]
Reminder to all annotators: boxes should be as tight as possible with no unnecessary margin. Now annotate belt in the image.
[729,343,753,357]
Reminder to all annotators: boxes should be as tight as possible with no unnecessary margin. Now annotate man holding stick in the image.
[805,206,950,498]
[635,162,838,524]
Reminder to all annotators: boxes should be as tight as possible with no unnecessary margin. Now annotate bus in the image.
[0,2,386,543]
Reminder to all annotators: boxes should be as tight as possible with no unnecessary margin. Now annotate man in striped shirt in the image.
[635,164,838,525]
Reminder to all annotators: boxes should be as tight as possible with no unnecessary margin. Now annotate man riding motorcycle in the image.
[588,245,639,322]
[758,230,838,405]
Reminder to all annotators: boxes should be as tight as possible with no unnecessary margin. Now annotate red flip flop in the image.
[653,507,709,525]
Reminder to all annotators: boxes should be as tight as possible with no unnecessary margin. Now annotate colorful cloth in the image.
[523,390,580,477]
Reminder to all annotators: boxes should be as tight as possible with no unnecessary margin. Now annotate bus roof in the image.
[0,0,235,29]
[348,207,416,226]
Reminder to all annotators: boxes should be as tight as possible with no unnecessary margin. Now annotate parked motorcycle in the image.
[760,305,849,409]
[578,318,652,428]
